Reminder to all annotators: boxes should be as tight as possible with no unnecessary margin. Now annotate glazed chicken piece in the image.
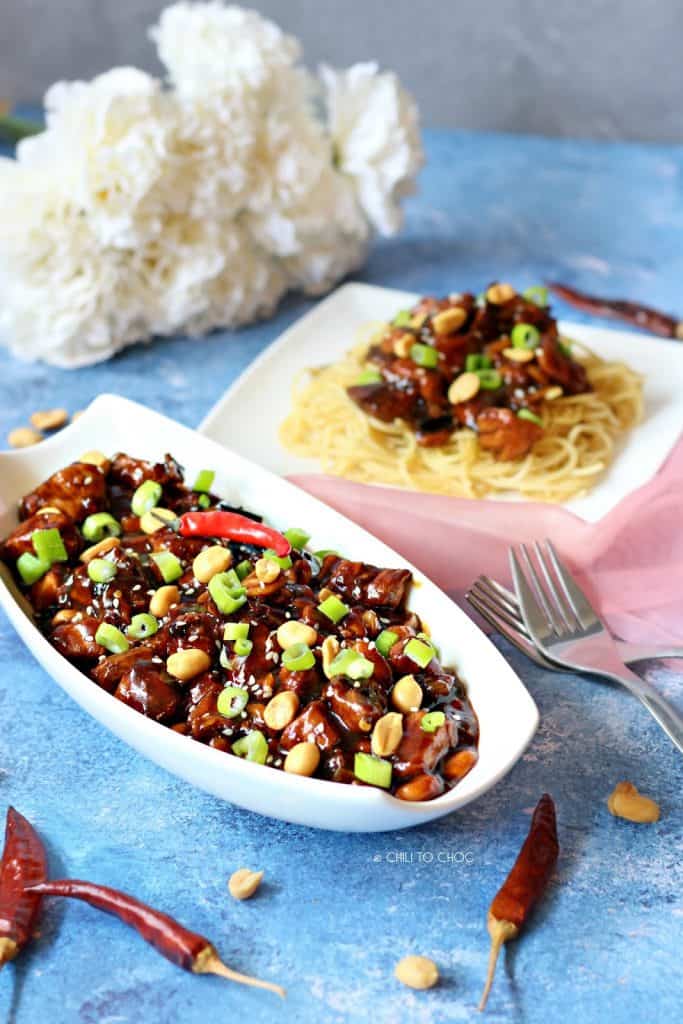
[321,558,412,610]
[476,407,543,461]
[392,711,457,780]
[19,462,107,522]
[115,660,183,723]
[0,509,82,562]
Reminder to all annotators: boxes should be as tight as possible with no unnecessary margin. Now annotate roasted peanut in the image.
[394,773,443,802]
[8,427,42,448]
[36,506,62,516]
[264,691,300,731]
[284,742,320,776]
[393,333,414,358]
[544,386,563,401]
[502,346,534,363]
[166,648,211,681]
[607,781,660,823]
[193,545,233,583]
[139,507,176,534]
[149,584,180,618]
[391,675,423,713]
[432,306,466,335]
[448,372,480,405]
[255,557,281,583]
[30,408,68,431]
[80,537,120,563]
[410,312,428,330]
[51,609,79,625]
[228,867,264,901]
[276,620,318,650]
[394,955,439,990]
[486,282,516,304]
[371,712,403,757]
[322,636,340,676]
[443,749,477,781]
[79,449,109,468]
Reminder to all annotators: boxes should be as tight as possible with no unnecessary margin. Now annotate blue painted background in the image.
[1,128,682,1023]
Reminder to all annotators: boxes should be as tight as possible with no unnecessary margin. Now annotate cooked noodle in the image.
[280,329,643,503]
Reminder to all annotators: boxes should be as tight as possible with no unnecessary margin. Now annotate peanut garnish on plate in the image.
[607,781,660,823]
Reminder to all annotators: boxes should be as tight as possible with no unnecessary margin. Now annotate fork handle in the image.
[608,670,683,753]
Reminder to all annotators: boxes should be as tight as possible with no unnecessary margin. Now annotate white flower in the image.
[321,61,423,235]
[0,3,422,367]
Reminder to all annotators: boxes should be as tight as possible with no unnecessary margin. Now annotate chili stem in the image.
[194,947,285,997]
[478,914,518,1011]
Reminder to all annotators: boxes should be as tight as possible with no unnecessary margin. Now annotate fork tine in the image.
[510,548,555,644]
[533,540,581,633]
[474,577,524,624]
[519,543,566,636]
[544,539,597,630]
[467,581,530,634]
[466,592,552,669]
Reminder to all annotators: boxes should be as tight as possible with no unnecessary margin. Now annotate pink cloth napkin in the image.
[290,438,683,645]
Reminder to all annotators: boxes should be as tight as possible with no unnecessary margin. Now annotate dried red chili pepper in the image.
[25,879,284,996]
[548,282,683,340]
[478,793,559,1011]
[0,807,48,969]
[173,510,291,557]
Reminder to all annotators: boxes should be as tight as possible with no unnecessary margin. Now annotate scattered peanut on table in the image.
[7,427,43,448]
[394,955,439,990]
[228,868,264,901]
[30,408,68,431]
[607,781,660,823]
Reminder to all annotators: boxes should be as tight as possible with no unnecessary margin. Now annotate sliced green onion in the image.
[393,309,413,327]
[282,643,316,672]
[517,408,544,427]
[235,559,252,581]
[81,513,121,543]
[558,338,572,358]
[208,572,247,615]
[224,622,250,641]
[355,369,383,386]
[476,368,502,390]
[151,551,183,584]
[410,343,439,369]
[317,594,349,624]
[131,480,163,517]
[16,553,49,586]
[421,711,446,733]
[404,637,435,669]
[523,285,549,308]
[32,527,68,566]
[127,613,159,640]
[314,549,338,561]
[511,323,541,350]
[234,637,253,657]
[197,494,211,509]
[95,623,129,654]
[192,469,215,493]
[87,558,117,584]
[476,292,486,306]
[217,685,249,719]
[232,730,269,765]
[354,752,392,789]
[262,548,292,570]
[375,629,398,657]
[328,649,374,680]
[417,632,440,660]
[465,353,492,372]
[283,528,310,550]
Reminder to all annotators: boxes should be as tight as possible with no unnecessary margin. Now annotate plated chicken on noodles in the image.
[280,282,643,502]
[0,451,478,802]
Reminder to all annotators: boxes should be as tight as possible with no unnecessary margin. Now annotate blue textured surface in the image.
[1,129,682,1024]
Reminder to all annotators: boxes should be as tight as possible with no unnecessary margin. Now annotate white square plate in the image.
[0,394,538,832]
[199,282,683,522]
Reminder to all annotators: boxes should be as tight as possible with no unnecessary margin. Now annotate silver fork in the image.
[465,576,683,669]
[510,540,683,753]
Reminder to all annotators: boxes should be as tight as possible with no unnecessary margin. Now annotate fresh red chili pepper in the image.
[548,282,683,340]
[0,807,48,969]
[178,510,291,558]
[25,879,284,996]
[478,793,559,1011]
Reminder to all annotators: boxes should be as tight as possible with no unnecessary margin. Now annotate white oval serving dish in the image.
[0,394,538,831]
